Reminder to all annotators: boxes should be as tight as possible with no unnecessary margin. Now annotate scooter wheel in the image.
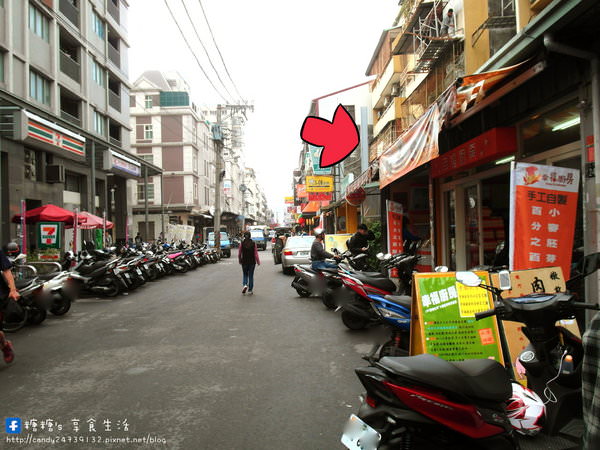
[322,290,336,309]
[50,296,72,316]
[26,306,47,325]
[102,278,121,297]
[295,288,311,298]
[2,303,28,333]
[341,310,368,330]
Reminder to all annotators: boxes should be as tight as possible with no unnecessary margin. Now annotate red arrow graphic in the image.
[300,104,360,168]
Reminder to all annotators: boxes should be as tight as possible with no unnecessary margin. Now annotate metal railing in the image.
[107,0,120,23]
[60,109,81,126]
[108,43,120,68]
[108,89,121,111]
[59,50,80,82]
[109,136,122,147]
[59,0,80,27]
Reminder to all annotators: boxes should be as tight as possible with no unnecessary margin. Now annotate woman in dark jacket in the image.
[238,231,260,295]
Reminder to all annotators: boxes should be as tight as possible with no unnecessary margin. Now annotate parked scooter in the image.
[342,256,600,449]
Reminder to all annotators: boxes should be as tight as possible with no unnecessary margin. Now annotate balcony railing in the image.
[107,0,120,23]
[59,51,80,83]
[109,136,122,147]
[108,43,120,68]
[59,0,80,28]
[60,110,81,127]
[108,89,121,111]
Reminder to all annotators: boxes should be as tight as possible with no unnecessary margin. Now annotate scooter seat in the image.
[384,295,412,309]
[351,273,396,292]
[320,268,339,275]
[378,354,511,403]
[297,264,318,274]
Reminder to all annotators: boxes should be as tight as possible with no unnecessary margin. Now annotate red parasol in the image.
[11,204,86,225]
[67,211,114,229]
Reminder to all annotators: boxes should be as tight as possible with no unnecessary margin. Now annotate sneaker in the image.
[2,341,14,364]
[242,285,248,294]
[248,290,253,296]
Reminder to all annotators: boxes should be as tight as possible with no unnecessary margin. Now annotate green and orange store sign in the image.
[16,110,85,159]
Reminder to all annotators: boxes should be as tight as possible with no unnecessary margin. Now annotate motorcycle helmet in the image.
[5,242,20,256]
[506,383,545,436]
[313,228,325,239]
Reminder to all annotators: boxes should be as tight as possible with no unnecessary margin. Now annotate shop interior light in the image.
[551,117,580,132]
[495,156,515,165]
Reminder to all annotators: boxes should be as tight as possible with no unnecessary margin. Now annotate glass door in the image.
[444,190,456,270]
[464,185,481,268]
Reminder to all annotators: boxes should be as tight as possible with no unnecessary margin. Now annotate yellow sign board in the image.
[284,196,294,204]
[306,176,334,192]
[324,233,352,253]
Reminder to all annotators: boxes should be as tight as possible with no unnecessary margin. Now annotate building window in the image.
[92,10,105,39]
[91,60,105,87]
[144,95,153,109]
[93,111,106,136]
[29,4,49,42]
[193,182,198,200]
[29,70,50,105]
[64,172,81,192]
[139,154,154,164]
[0,52,4,82]
[204,186,209,205]
[144,124,153,140]
[137,183,154,201]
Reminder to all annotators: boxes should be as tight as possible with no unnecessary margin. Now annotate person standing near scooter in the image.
[0,247,19,364]
[239,231,260,295]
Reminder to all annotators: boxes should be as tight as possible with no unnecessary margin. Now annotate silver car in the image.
[281,236,315,274]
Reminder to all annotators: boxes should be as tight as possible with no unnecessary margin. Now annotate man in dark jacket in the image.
[311,229,338,270]
[347,224,376,255]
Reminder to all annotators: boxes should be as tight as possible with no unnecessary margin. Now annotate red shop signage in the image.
[431,127,517,178]
[308,192,332,201]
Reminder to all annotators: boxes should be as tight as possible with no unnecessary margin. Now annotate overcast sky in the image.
[129,0,399,214]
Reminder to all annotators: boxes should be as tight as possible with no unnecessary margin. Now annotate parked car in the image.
[281,235,315,275]
[250,229,268,251]
[207,231,232,258]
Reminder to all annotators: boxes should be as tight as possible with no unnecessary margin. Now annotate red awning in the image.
[66,211,114,230]
[302,201,330,214]
[12,204,86,225]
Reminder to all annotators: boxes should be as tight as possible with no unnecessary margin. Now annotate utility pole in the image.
[213,104,224,254]
[212,102,254,253]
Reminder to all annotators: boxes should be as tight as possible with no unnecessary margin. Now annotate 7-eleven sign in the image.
[38,222,61,249]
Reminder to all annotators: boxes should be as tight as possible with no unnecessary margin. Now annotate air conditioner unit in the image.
[46,164,65,184]
[391,83,400,96]
[383,96,391,107]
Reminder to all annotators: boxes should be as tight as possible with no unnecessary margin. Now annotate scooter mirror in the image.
[434,265,449,273]
[498,269,512,291]
[456,271,481,287]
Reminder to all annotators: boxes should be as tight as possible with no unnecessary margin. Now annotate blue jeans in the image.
[242,264,256,290]
[311,261,338,271]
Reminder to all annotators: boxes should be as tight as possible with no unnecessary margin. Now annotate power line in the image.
[196,0,245,102]
[162,0,229,103]
[179,0,237,103]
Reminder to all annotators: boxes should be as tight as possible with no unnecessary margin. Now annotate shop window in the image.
[520,101,580,158]
[137,183,154,201]
[29,4,50,42]
[29,70,50,105]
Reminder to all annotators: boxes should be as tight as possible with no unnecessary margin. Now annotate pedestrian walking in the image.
[135,232,142,246]
[238,231,260,295]
[0,247,19,364]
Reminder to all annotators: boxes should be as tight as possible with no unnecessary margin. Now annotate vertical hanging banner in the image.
[509,163,580,278]
[386,200,404,254]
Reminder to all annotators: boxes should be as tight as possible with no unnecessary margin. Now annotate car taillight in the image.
[283,250,293,255]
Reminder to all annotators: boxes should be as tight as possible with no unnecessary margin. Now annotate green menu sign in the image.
[411,272,504,362]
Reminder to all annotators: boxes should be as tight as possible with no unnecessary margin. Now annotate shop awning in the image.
[345,160,378,198]
[302,201,329,214]
[12,204,87,225]
[66,211,113,230]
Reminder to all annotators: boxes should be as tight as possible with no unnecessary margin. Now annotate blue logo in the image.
[5,418,21,434]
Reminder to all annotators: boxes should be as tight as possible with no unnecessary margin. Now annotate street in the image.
[1,249,384,449]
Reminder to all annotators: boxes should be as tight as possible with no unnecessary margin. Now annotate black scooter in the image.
[343,254,600,449]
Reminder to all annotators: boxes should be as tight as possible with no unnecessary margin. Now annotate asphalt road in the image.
[1,248,385,449]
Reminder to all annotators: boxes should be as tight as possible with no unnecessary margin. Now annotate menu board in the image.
[410,272,503,362]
